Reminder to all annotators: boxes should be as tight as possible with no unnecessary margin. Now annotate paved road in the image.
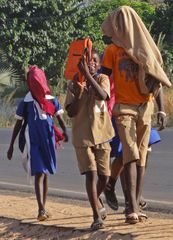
[0,128,173,210]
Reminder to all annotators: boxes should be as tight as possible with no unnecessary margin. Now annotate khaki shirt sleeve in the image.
[64,82,75,109]
[98,74,111,99]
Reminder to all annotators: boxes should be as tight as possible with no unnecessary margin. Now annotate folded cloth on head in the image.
[101,6,171,96]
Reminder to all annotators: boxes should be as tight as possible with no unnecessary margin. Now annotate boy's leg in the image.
[97,174,108,220]
[136,166,148,221]
[139,150,150,210]
[124,161,139,216]
[85,171,100,221]
[136,120,151,212]
[97,174,108,197]
[111,156,123,181]
[136,166,145,206]
[120,170,129,214]
[136,101,153,213]
[104,156,123,210]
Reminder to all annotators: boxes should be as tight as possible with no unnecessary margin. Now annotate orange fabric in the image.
[102,44,150,104]
[64,38,92,82]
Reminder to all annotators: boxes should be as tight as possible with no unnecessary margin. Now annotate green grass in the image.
[1,87,173,128]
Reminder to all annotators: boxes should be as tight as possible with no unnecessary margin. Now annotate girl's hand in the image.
[7,145,13,160]
[63,132,69,142]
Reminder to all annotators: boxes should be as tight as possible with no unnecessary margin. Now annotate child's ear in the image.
[97,60,101,70]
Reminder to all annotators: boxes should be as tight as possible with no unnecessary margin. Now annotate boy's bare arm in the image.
[155,87,167,131]
[78,59,108,100]
[7,119,23,160]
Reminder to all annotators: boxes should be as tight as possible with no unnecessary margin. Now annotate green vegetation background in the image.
[0,0,173,127]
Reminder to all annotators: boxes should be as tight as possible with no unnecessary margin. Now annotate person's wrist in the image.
[63,129,67,134]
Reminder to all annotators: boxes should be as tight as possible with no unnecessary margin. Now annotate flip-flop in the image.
[125,212,139,224]
[45,211,52,218]
[98,197,107,220]
[138,211,148,222]
[90,218,104,231]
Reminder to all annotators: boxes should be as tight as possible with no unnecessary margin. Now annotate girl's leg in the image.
[85,171,100,221]
[35,173,48,220]
[35,173,44,212]
[43,174,48,209]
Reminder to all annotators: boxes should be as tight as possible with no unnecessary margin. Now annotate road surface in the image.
[0,128,172,211]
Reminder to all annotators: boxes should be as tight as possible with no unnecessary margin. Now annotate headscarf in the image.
[27,65,55,115]
[101,6,171,95]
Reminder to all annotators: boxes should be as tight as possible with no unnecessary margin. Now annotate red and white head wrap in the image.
[27,65,55,115]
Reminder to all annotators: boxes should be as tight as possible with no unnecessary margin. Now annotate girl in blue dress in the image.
[7,66,68,221]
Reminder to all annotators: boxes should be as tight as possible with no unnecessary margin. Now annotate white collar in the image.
[24,92,55,102]
[24,92,33,102]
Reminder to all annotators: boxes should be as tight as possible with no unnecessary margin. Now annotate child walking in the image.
[105,76,162,216]
[101,6,170,224]
[65,49,114,230]
[7,65,68,221]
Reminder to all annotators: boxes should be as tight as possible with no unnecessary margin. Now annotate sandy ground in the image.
[0,189,173,240]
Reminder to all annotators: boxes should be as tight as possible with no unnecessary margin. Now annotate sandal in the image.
[138,211,148,222]
[98,198,107,220]
[125,212,139,224]
[37,209,48,221]
[90,218,104,231]
[104,186,119,211]
[45,211,52,218]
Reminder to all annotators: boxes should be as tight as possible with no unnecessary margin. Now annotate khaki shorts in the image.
[75,142,111,176]
[112,101,154,167]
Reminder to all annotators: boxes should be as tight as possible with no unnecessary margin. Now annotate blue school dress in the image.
[16,92,64,176]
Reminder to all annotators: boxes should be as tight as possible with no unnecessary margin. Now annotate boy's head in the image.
[102,35,112,45]
[101,6,141,42]
[88,49,101,75]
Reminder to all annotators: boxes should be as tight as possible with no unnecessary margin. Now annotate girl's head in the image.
[88,49,101,75]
